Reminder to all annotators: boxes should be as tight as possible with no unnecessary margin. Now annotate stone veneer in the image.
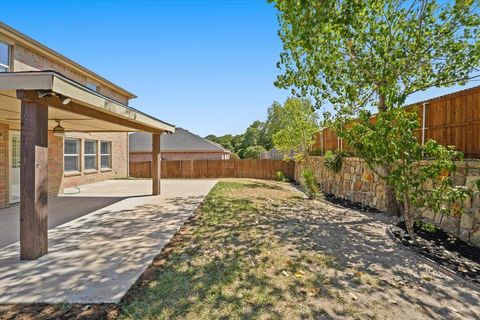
[295,156,480,246]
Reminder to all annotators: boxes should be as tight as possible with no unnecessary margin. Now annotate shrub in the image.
[324,150,344,173]
[275,171,286,182]
[301,167,319,199]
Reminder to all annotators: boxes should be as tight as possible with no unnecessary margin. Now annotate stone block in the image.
[452,174,466,186]
[440,216,460,236]
[458,228,470,242]
[434,212,444,225]
[460,212,474,230]
[470,227,480,246]
[361,170,374,183]
[466,176,480,189]
[353,181,362,191]
[463,195,472,209]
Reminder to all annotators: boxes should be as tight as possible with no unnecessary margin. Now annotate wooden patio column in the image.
[18,91,49,260]
[152,133,161,195]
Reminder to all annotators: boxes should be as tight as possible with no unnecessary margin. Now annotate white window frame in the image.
[64,138,80,173]
[100,141,112,169]
[84,139,98,171]
[0,41,10,72]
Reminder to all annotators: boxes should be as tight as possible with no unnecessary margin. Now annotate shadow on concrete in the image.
[0,196,128,249]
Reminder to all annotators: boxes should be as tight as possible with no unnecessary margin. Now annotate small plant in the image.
[324,150,344,173]
[415,221,439,233]
[275,171,286,182]
[301,167,319,199]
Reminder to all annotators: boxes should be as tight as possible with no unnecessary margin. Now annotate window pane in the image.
[64,139,79,155]
[101,155,111,168]
[64,156,79,172]
[84,140,97,154]
[101,141,111,154]
[85,155,97,170]
[0,42,8,68]
[86,82,98,92]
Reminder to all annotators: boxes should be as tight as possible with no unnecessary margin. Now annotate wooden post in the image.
[152,133,161,195]
[19,97,49,260]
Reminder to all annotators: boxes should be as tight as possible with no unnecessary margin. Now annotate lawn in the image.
[119,179,480,320]
[120,180,342,319]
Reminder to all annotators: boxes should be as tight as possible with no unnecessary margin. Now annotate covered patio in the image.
[0,71,174,260]
[0,179,217,304]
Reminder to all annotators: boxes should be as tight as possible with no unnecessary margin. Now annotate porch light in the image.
[52,120,65,137]
[61,96,71,105]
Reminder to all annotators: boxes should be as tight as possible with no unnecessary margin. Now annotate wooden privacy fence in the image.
[129,159,295,180]
[315,86,480,158]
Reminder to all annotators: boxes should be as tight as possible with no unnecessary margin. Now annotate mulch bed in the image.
[323,193,381,213]
[390,221,480,286]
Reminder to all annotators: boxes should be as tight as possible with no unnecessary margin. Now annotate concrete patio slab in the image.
[0,179,217,304]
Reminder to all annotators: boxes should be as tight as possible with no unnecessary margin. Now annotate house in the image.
[0,22,174,259]
[129,128,231,162]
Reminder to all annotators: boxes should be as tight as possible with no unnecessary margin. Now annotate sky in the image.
[0,0,478,137]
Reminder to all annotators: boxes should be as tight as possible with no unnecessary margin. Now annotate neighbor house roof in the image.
[129,129,231,153]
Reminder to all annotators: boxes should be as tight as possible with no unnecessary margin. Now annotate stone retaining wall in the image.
[295,156,480,246]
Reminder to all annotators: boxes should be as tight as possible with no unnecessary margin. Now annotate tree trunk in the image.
[378,93,401,216]
[403,195,417,244]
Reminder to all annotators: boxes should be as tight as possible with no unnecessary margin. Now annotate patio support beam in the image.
[17,90,49,260]
[152,133,161,195]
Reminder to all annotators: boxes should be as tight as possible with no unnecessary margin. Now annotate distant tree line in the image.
[205,99,306,159]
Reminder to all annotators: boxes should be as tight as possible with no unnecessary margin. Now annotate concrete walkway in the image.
[0,179,217,304]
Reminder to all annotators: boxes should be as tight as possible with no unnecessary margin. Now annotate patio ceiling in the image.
[0,71,175,133]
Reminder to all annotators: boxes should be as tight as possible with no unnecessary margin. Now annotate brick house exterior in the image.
[0,23,141,208]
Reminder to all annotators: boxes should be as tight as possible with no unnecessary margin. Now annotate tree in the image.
[272,98,319,162]
[272,0,480,215]
[344,108,469,241]
[243,145,267,159]
[264,101,284,150]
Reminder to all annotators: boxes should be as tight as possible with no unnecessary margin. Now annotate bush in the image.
[324,150,344,173]
[301,167,319,199]
[275,171,286,182]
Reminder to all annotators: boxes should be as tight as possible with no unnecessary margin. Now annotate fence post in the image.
[421,102,427,146]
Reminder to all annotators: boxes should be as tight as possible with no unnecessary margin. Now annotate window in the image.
[84,140,97,171]
[64,139,80,172]
[0,42,10,72]
[100,141,112,169]
[86,81,98,92]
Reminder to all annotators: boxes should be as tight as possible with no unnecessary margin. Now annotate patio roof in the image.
[0,71,175,133]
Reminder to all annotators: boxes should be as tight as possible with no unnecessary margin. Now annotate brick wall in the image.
[60,132,128,189]
[0,125,9,208]
[48,132,64,197]
[130,151,230,162]
[12,44,130,105]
